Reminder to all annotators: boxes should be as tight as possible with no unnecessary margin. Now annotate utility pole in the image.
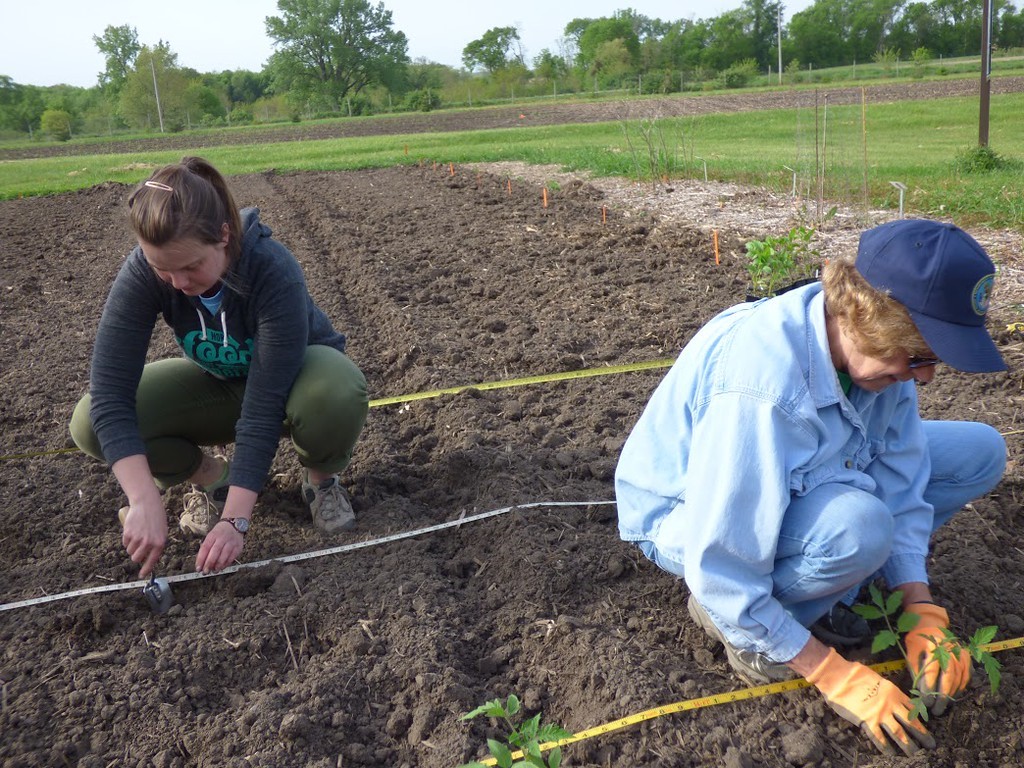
[150,57,165,133]
[979,0,993,146]
[777,4,783,85]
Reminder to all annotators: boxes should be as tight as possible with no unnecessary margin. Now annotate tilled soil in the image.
[1,163,1023,768]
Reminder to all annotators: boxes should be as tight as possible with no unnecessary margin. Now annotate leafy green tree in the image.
[40,108,73,140]
[563,18,595,49]
[576,16,641,69]
[889,2,941,55]
[93,24,141,93]
[533,49,570,80]
[184,81,226,125]
[0,79,46,135]
[999,4,1024,48]
[119,43,189,131]
[700,10,756,71]
[742,0,783,70]
[590,39,634,85]
[788,0,853,67]
[265,0,409,111]
[617,9,674,41]
[228,70,267,103]
[462,26,524,73]
[931,0,984,56]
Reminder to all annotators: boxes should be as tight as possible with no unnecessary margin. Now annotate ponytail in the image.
[128,156,243,261]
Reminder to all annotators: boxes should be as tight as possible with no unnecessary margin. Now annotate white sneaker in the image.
[301,472,356,533]
[179,485,228,536]
[179,458,230,536]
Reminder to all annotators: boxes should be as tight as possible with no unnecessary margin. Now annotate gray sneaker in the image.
[301,473,356,533]
[687,595,794,686]
[179,484,228,536]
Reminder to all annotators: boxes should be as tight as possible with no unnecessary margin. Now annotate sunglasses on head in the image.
[908,356,940,369]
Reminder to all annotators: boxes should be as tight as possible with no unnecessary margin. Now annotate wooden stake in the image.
[283,623,299,672]
[507,178,512,195]
[602,206,607,224]
[713,229,720,265]
[449,162,455,176]
[542,188,548,208]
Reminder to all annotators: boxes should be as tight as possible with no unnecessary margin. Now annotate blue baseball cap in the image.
[855,219,1006,373]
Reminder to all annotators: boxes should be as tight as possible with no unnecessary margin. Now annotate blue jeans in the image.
[640,420,1006,627]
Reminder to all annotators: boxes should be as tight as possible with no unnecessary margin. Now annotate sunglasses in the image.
[908,356,940,369]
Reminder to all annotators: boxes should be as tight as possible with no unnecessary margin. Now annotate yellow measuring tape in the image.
[368,358,675,408]
[0,359,676,463]
[480,636,1024,765]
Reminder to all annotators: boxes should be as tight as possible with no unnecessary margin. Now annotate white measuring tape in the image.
[0,500,615,613]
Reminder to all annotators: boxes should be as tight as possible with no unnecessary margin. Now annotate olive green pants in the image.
[70,345,368,487]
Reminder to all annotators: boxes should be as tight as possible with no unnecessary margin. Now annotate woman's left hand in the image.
[195,521,245,573]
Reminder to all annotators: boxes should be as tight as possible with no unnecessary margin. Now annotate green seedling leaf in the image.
[871,629,900,654]
[463,698,507,720]
[868,583,886,608]
[488,739,513,768]
[520,712,541,741]
[884,591,904,616]
[523,741,544,759]
[907,695,930,723]
[505,694,521,717]
[931,643,951,671]
[461,695,572,768]
[852,604,884,620]
[972,625,998,646]
[537,724,573,742]
[982,655,1002,693]
[896,611,921,634]
[548,746,563,768]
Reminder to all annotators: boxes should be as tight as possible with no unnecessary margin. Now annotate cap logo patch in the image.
[972,274,994,316]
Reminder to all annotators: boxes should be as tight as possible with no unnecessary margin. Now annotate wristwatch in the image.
[220,516,250,534]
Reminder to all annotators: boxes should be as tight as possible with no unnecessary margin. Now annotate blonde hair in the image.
[128,156,242,262]
[821,256,932,359]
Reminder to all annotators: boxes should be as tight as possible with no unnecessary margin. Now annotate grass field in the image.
[2,90,1021,229]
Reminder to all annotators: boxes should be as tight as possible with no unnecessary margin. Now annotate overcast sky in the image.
[1,0,815,89]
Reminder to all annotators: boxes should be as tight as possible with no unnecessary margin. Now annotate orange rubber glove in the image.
[807,647,935,756]
[905,602,971,715]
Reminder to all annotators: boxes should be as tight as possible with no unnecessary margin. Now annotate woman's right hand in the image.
[121,497,168,578]
[111,454,168,578]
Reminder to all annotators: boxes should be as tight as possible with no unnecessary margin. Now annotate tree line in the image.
[3,0,1024,141]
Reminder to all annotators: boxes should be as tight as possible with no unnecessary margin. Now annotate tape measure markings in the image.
[485,649,1020,765]
[0,500,615,613]
[368,358,674,408]
[0,359,675,463]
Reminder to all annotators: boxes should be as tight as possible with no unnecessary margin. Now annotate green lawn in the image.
[2,91,1021,229]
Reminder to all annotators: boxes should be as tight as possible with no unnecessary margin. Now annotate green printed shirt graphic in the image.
[177,327,254,379]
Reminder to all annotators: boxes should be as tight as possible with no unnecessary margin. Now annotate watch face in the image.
[227,517,249,533]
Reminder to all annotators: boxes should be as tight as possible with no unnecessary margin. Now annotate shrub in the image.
[404,89,441,112]
[954,145,1017,174]
[720,58,758,89]
[40,109,73,141]
[228,107,254,125]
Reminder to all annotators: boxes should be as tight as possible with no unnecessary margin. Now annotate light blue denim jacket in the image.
[615,283,933,663]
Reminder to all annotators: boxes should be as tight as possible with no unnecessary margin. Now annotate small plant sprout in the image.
[744,225,820,297]
[852,584,1002,721]
[458,694,573,768]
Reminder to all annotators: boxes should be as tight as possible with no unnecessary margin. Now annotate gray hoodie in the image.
[88,208,346,492]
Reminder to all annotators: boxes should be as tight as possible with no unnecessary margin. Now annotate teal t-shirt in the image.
[836,370,852,395]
